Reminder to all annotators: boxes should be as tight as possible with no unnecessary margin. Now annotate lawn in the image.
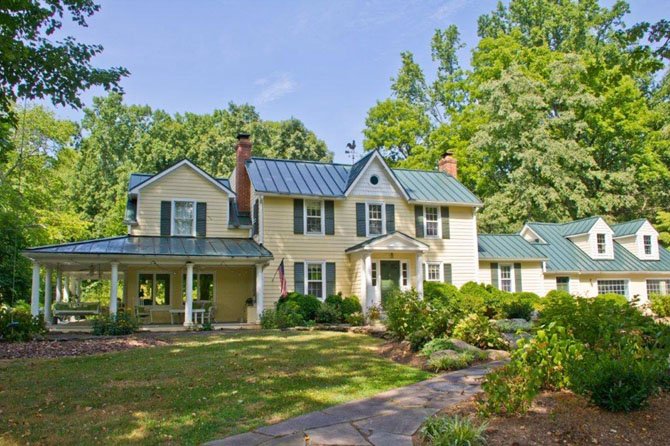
[0,331,430,445]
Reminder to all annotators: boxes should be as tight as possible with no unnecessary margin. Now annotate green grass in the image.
[0,331,430,445]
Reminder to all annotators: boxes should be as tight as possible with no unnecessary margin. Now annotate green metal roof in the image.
[612,219,647,237]
[526,221,670,272]
[478,235,547,260]
[246,156,482,205]
[24,236,272,258]
[559,216,601,236]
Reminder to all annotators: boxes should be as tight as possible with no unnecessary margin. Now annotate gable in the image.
[348,156,405,198]
[129,160,233,196]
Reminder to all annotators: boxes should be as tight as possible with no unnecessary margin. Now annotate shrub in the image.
[345,312,364,326]
[324,293,343,309]
[277,292,321,321]
[383,289,427,340]
[427,350,482,372]
[501,298,534,320]
[420,337,457,357]
[650,293,670,317]
[452,314,506,350]
[570,351,664,412]
[315,303,341,324]
[408,329,432,352]
[92,311,138,336]
[367,305,382,322]
[424,282,461,305]
[0,305,46,342]
[274,301,306,328]
[479,363,539,416]
[494,318,533,333]
[419,415,487,446]
[340,295,362,319]
[260,309,278,328]
[596,293,629,306]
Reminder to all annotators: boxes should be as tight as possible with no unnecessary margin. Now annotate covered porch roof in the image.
[345,231,429,254]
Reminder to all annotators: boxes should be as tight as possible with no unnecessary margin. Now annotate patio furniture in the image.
[194,301,215,324]
[134,306,151,323]
[168,308,206,324]
[53,302,101,320]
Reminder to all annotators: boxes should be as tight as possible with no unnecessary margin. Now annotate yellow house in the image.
[22,134,670,327]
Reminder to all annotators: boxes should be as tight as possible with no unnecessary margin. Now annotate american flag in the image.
[277,259,288,298]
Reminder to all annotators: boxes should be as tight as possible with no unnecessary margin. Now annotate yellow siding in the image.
[478,261,545,295]
[131,164,248,238]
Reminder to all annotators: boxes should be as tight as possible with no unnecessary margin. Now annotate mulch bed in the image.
[414,390,670,445]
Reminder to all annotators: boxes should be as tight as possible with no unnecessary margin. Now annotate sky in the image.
[49,0,669,163]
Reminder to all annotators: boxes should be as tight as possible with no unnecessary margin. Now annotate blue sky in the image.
[51,0,668,163]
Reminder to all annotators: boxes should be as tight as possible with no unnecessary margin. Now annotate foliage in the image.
[596,293,629,306]
[0,304,46,342]
[345,312,364,326]
[419,415,488,446]
[452,314,507,350]
[459,282,506,318]
[427,350,479,372]
[274,301,306,329]
[366,305,382,322]
[502,297,535,320]
[420,337,457,357]
[382,289,427,340]
[260,309,278,329]
[650,293,670,317]
[493,318,532,333]
[315,303,341,324]
[324,293,362,322]
[408,329,432,352]
[479,362,538,416]
[277,292,321,322]
[91,311,138,336]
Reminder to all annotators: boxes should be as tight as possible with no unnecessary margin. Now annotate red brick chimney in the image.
[438,151,458,178]
[235,133,252,213]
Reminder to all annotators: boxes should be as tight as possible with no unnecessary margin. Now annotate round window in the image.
[370,175,379,185]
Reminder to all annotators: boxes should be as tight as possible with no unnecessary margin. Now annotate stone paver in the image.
[204,360,506,446]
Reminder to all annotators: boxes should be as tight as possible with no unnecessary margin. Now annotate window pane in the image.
[200,274,214,301]
[644,235,653,255]
[597,234,606,254]
[155,274,171,305]
[402,263,408,286]
[308,282,322,298]
[174,201,194,236]
[138,274,154,306]
[556,277,570,292]
[500,266,512,292]
[425,207,439,237]
[597,280,627,297]
[306,263,323,298]
[427,264,441,281]
[371,263,377,287]
[305,201,322,234]
[368,204,383,235]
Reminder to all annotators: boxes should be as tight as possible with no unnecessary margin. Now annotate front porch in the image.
[22,236,273,328]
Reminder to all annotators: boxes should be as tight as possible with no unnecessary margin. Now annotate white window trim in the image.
[646,279,670,296]
[303,200,325,236]
[596,279,629,299]
[556,276,570,293]
[365,202,386,237]
[498,264,515,292]
[171,199,197,237]
[181,271,217,302]
[137,272,172,307]
[425,262,443,282]
[304,261,327,301]
[423,206,441,239]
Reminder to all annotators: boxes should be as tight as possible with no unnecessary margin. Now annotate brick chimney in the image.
[438,151,457,178]
[235,133,252,213]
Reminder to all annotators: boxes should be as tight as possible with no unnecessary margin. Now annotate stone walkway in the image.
[204,360,506,446]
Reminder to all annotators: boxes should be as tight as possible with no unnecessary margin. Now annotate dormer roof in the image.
[612,219,647,237]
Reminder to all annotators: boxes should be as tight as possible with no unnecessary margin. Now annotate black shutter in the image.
[160,201,171,236]
[252,199,259,236]
[325,201,335,235]
[414,205,424,238]
[386,204,395,233]
[294,263,304,294]
[441,206,450,239]
[491,263,499,289]
[293,199,304,234]
[356,203,366,237]
[196,202,207,237]
[443,263,452,284]
[514,263,522,292]
[326,262,336,297]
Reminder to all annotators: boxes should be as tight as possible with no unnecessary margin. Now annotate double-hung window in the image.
[644,235,653,255]
[371,262,378,287]
[182,273,214,302]
[306,262,325,299]
[424,207,440,238]
[647,280,670,296]
[426,263,441,282]
[367,203,384,236]
[401,262,408,287]
[305,200,323,235]
[138,273,171,306]
[499,265,513,292]
[173,201,195,236]
[556,277,570,293]
[597,280,628,297]
[596,233,607,255]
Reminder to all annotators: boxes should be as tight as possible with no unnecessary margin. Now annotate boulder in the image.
[430,349,461,361]
[399,340,412,352]
[487,349,511,361]
[503,332,532,349]
[447,338,482,353]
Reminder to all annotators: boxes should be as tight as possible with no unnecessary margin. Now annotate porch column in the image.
[416,253,424,299]
[63,276,70,302]
[75,279,81,301]
[256,264,265,319]
[184,262,194,327]
[55,269,62,302]
[110,262,119,317]
[31,262,40,317]
[363,254,374,309]
[44,267,52,325]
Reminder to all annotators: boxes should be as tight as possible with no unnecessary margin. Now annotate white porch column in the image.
[55,269,62,302]
[75,279,81,301]
[110,262,119,317]
[256,264,265,319]
[44,267,52,325]
[184,262,194,327]
[416,253,424,299]
[363,254,374,309]
[63,276,70,302]
[31,262,40,317]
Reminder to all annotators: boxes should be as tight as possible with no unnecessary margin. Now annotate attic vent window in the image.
[370,175,379,185]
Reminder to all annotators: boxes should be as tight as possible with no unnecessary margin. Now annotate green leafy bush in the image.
[275,301,306,328]
[367,305,382,321]
[408,329,432,352]
[420,337,457,357]
[424,282,462,304]
[383,289,427,340]
[315,303,341,324]
[0,305,46,342]
[92,311,138,336]
[340,295,362,319]
[452,314,506,350]
[260,309,278,328]
[277,292,321,321]
[502,298,534,320]
[650,293,670,317]
[427,350,484,372]
[324,294,343,308]
[494,318,533,333]
[419,415,487,446]
[345,312,364,326]
[479,362,538,415]
[596,293,628,306]
[570,351,664,412]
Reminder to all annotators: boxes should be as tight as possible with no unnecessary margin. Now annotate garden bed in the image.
[415,390,670,445]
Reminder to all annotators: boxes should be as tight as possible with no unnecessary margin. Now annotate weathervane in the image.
[345,140,357,163]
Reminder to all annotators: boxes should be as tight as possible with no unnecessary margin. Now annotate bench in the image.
[53,302,101,319]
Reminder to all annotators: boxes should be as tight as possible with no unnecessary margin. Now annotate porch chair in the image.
[134,305,151,324]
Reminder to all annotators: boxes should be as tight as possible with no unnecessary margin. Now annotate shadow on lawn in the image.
[0,331,429,446]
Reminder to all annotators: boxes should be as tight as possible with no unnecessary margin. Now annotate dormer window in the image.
[173,201,195,236]
[596,233,606,254]
[644,235,653,255]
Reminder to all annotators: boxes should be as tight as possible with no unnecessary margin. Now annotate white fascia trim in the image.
[129,160,234,196]
[521,225,547,244]
[344,151,410,200]
[253,191,346,200]
[409,200,482,208]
